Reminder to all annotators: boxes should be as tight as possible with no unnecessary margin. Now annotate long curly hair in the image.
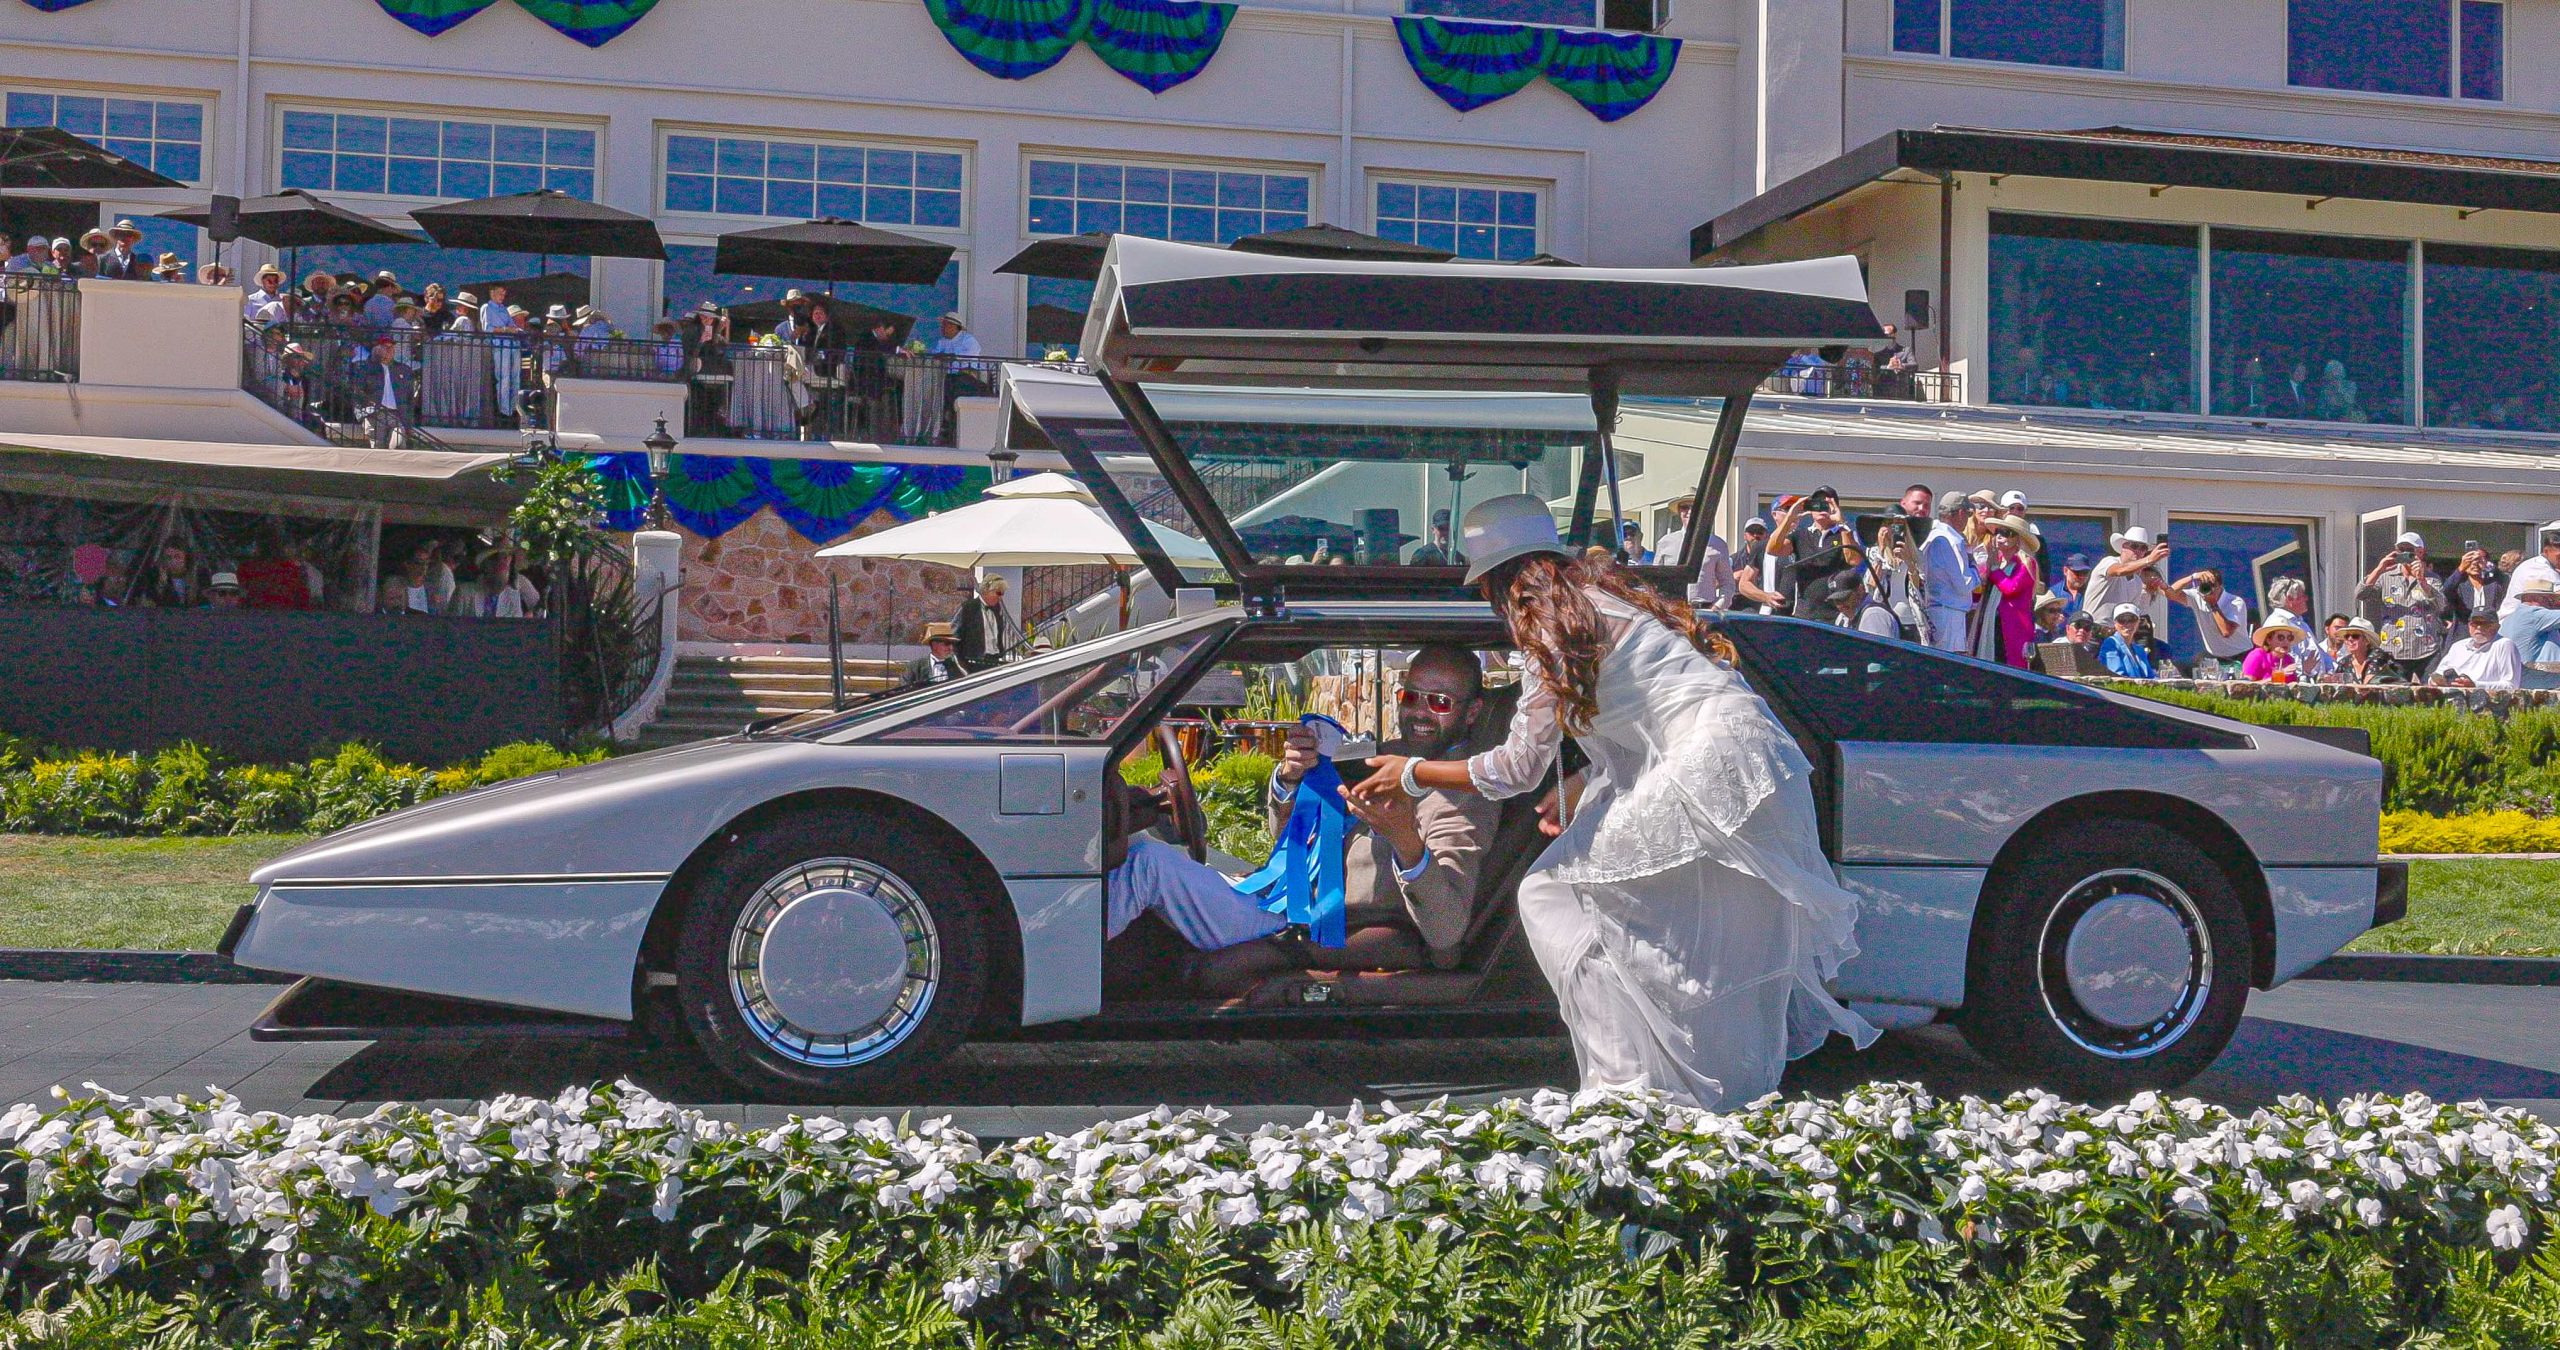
[1481,550,1729,734]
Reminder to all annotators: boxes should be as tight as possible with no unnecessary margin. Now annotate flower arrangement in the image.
[2,1081,2554,1342]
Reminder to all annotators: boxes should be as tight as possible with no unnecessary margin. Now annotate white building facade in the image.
[9,0,2560,663]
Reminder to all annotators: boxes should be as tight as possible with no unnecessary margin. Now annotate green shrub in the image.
[2115,688,2560,817]
[301,744,433,834]
[463,740,604,787]
[138,743,227,836]
[2383,810,2560,854]
[218,765,311,835]
[1197,749,1279,862]
[0,752,146,835]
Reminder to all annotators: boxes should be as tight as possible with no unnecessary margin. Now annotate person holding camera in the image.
[2445,542,2503,629]
[1767,487,1855,619]
[2355,531,2446,680]
[2082,525,2169,627]
[2166,568,2253,675]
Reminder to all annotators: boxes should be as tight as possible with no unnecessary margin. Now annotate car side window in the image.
[872,632,1211,743]
[1724,619,2243,750]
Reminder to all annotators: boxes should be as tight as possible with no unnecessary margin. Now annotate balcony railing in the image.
[675,346,1058,446]
[0,275,79,383]
[1759,361,1960,404]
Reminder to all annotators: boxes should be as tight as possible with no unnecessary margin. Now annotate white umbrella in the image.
[814,474,1218,568]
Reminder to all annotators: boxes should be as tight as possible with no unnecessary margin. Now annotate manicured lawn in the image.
[0,833,309,951]
[0,836,2554,958]
[2348,858,2560,958]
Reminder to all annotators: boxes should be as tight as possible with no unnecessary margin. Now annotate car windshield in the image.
[836,629,1215,743]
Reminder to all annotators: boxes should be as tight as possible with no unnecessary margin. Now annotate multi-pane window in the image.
[1025,159,1310,245]
[1892,0,2123,70]
[1374,180,1538,262]
[5,91,204,184]
[2288,0,2502,100]
[663,135,962,227]
[2423,244,2560,432]
[1988,214,2197,414]
[280,111,596,199]
[2210,230,2409,425]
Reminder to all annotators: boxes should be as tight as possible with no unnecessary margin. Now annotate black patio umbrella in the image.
[410,189,666,269]
[1227,222,1456,263]
[1025,302,1086,346]
[1515,251,1581,266]
[158,189,419,278]
[995,231,1116,282]
[713,219,952,287]
[0,126,182,191]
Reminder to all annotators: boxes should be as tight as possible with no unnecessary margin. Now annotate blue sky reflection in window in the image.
[1891,0,2123,69]
[1374,180,1536,261]
[1025,159,1310,245]
[664,135,963,227]
[281,111,595,200]
[6,91,204,183]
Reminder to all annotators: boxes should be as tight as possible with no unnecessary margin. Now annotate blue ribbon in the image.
[1229,713,1351,948]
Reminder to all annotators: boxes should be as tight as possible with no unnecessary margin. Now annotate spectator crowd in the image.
[1641,488,2560,693]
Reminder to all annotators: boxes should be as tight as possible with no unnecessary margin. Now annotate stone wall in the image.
[668,506,972,646]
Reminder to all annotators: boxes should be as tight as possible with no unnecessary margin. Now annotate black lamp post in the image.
[642,416,678,532]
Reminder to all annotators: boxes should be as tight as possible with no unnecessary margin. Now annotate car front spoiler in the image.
[2373,860,2410,928]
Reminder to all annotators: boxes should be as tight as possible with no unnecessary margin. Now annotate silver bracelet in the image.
[1399,756,1425,799]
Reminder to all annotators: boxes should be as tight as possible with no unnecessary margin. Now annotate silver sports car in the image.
[227,240,2402,1099]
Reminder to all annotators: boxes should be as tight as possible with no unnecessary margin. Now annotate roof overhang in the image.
[1086,236,1882,398]
[0,434,521,513]
[1694,126,2560,259]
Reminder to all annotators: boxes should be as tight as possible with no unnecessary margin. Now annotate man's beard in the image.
[1400,716,1465,759]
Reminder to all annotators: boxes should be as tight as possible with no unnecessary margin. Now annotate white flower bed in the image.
[0,1080,2550,1324]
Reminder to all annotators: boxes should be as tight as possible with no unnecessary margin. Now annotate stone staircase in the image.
[633,652,906,748]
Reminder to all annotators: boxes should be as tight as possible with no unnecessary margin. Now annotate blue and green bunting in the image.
[588,455,989,544]
[921,0,1233,91]
[921,0,1092,80]
[1085,0,1235,93]
[1543,26,1679,121]
[1393,16,1679,121]
[1393,18,1552,113]
[371,0,499,35]
[365,0,659,42]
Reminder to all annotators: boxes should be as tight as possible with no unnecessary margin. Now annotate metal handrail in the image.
[1760,361,1960,404]
[0,274,80,383]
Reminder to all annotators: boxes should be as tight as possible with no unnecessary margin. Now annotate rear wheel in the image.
[1957,820,2252,1096]
[674,812,990,1099]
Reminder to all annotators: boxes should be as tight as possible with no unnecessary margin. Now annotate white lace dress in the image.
[1468,593,1879,1108]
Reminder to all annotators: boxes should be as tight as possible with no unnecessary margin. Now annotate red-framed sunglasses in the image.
[1397,687,1464,714]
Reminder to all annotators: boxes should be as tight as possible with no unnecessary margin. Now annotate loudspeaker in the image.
[206,194,241,245]
[1903,288,1932,330]
[1356,508,1402,565]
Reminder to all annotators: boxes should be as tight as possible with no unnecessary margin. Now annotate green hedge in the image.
[0,737,610,838]
[2113,689,2560,817]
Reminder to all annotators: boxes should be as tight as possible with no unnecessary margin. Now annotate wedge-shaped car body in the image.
[229,239,2403,1097]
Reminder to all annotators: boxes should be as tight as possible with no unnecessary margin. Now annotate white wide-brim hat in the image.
[1460,493,1569,585]
[2109,524,2156,552]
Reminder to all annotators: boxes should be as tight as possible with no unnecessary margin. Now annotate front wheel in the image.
[674,812,990,1099]
[1957,820,2253,1096]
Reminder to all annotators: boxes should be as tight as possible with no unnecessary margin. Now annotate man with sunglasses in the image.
[1102,645,1500,980]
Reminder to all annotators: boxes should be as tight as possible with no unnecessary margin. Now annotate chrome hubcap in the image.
[728,858,937,1068]
[2036,868,2210,1059]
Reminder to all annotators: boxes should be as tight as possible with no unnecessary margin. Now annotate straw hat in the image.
[2251,617,2302,646]
[923,621,958,643]
[79,228,111,250]
[1986,514,2039,555]
[1459,494,1569,586]
[108,218,143,240]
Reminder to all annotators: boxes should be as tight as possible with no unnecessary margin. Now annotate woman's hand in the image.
[1346,755,1411,809]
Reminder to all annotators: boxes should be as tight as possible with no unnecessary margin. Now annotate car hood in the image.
[252,737,781,886]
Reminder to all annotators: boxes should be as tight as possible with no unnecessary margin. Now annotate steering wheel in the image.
[1153,725,1209,864]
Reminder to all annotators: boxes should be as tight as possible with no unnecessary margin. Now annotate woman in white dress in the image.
[1352,495,1877,1109]
[420,300,490,427]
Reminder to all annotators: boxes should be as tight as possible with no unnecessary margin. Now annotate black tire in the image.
[1957,819,2253,1096]
[673,810,991,1099]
